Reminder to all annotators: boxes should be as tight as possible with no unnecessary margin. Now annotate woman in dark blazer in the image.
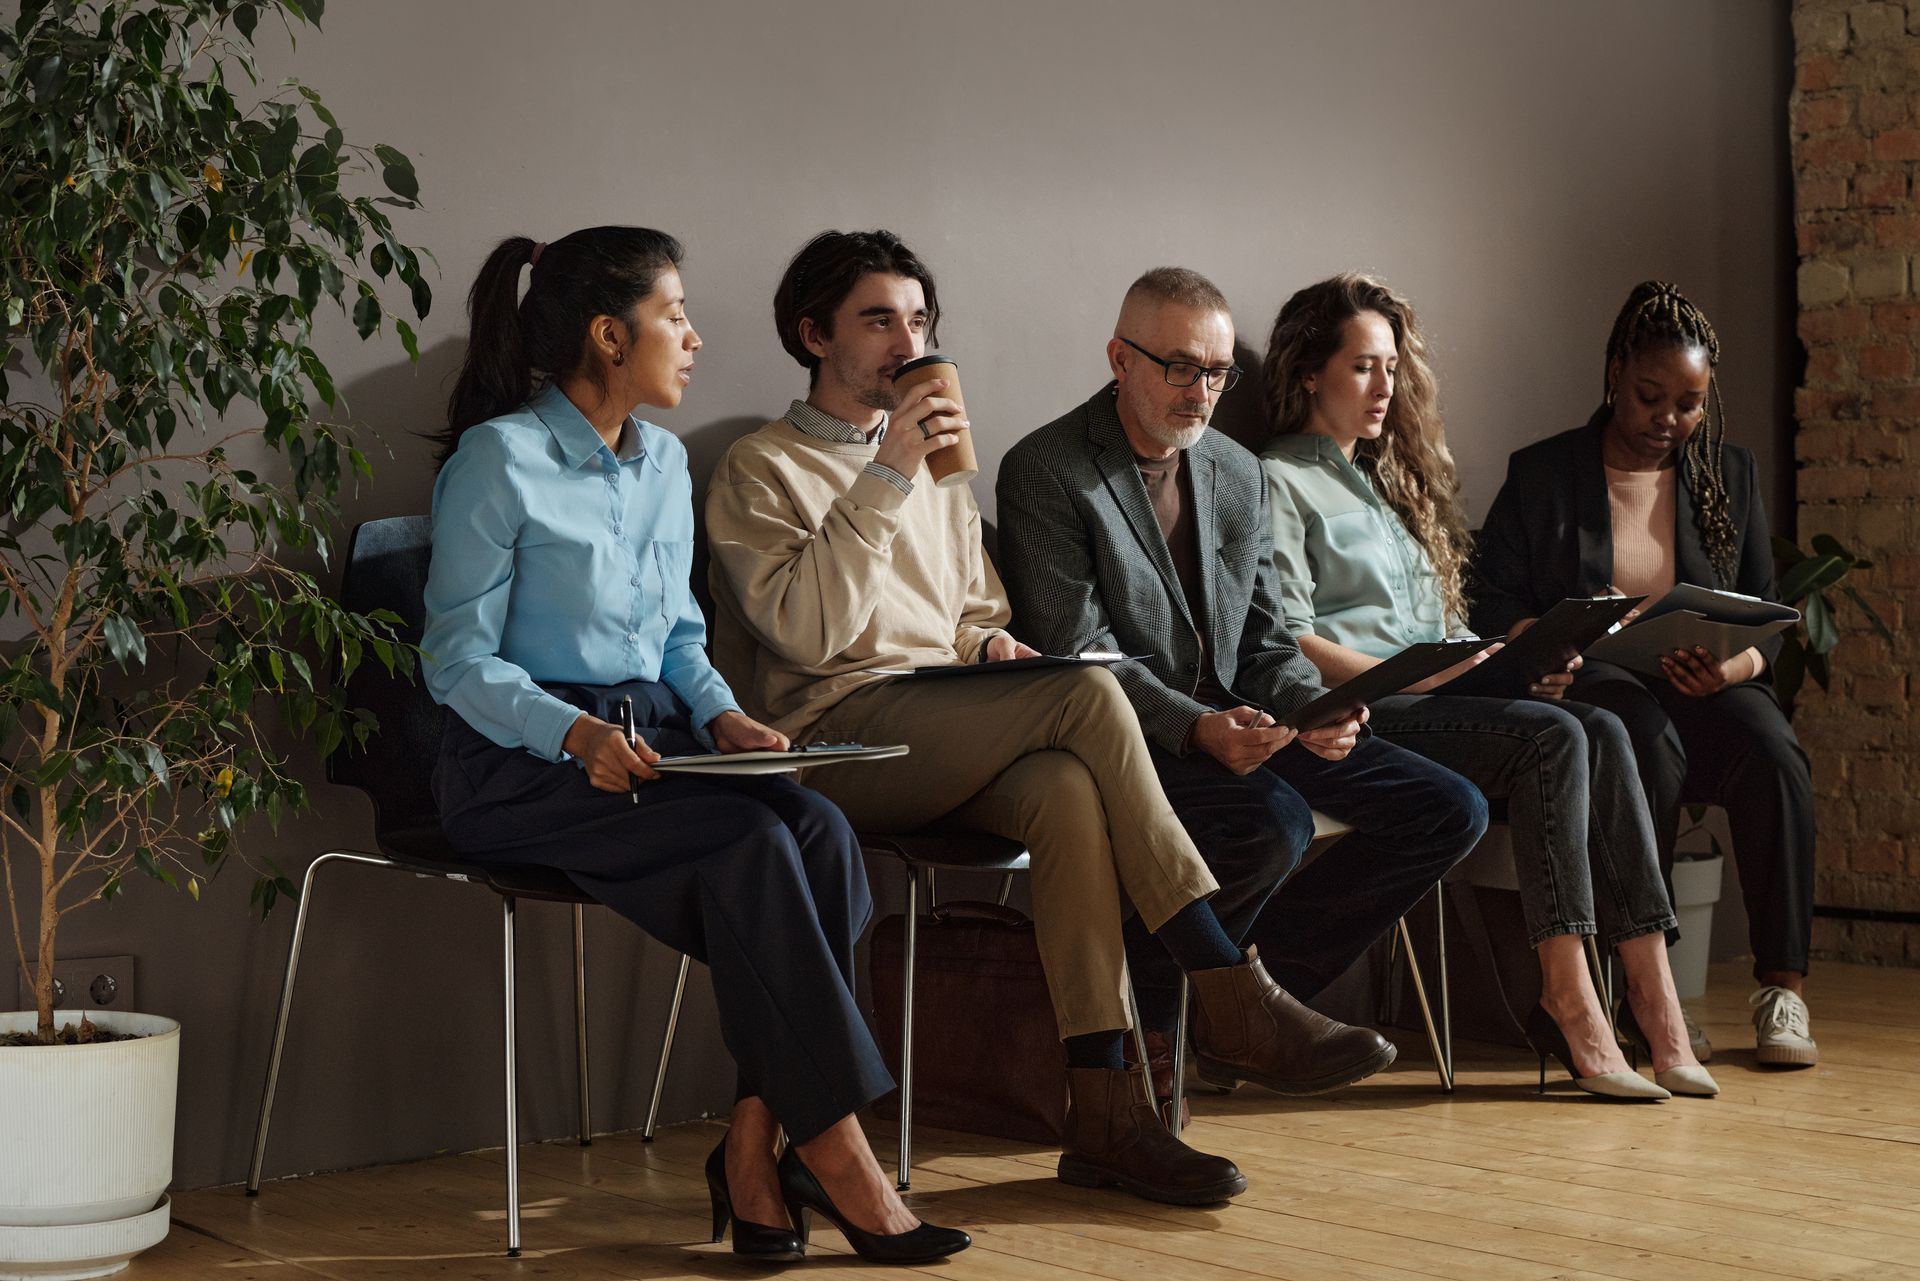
[1470,280,1817,1070]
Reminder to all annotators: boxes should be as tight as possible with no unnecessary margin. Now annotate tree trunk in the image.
[36,829,56,1042]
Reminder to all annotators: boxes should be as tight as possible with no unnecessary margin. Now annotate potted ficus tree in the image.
[0,1,428,1274]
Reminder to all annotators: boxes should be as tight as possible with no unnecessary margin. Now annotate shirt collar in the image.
[529,381,661,471]
[785,398,888,444]
[1270,431,1380,504]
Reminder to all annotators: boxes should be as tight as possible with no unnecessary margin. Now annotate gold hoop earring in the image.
[612,351,625,367]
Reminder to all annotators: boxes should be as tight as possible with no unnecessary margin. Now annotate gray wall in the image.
[5,0,1793,1190]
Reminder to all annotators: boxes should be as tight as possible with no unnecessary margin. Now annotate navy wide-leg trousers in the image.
[432,680,892,1144]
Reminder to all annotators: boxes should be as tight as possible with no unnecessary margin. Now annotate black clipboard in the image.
[1283,638,1496,731]
[1439,595,1645,698]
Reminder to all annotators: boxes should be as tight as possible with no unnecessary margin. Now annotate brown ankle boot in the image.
[1188,947,1398,1095]
[1122,1031,1192,1128]
[1056,1067,1247,1206]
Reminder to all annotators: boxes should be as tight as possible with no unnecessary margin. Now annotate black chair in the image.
[245,515,604,1258]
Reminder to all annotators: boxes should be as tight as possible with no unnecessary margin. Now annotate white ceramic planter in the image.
[1668,855,1725,1000]
[0,1011,178,1280]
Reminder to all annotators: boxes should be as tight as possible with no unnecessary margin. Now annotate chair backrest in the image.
[327,515,444,838]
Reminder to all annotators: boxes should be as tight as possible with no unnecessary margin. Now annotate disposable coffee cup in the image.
[891,354,979,488]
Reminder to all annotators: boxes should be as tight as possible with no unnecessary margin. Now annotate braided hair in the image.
[1602,281,1738,585]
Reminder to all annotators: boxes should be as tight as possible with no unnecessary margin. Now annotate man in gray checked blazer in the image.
[998,267,1487,1110]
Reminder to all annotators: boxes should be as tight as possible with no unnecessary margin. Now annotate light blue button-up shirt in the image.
[423,381,740,761]
[1259,433,1472,660]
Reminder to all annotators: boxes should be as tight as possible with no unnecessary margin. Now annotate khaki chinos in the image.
[805,663,1219,1039]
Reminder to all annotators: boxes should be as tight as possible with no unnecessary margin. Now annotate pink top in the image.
[1605,461,1765,680]
[1605,464,1678,600]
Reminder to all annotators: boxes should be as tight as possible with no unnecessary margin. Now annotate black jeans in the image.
[432,680,892,1144]
[1570,661,1815,978]
[1125,729,1488,1032]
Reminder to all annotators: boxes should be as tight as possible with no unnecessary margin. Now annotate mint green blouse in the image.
[1258,433,1470,660]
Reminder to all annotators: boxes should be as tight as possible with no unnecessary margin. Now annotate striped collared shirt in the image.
[782,399,914,495]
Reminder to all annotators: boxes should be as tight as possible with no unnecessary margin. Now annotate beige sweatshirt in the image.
[705,418,1011,739]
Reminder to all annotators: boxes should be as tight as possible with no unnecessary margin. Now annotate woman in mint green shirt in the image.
[1259,274,1711,1100]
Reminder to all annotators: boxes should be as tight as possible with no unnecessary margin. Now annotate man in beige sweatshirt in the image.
[706,229,1397,1209]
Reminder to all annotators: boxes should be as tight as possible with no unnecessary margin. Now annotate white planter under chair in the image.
[1667,854,1726,1001]
[0,1010,179,1281]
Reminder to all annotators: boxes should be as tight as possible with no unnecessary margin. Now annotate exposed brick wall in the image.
[1791,0,1919,965]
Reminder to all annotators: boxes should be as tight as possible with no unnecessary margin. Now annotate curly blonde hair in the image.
[1262,274,1472,631]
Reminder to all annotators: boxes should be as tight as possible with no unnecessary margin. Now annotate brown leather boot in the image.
[1122,1031,1189,1128]
[1188,947,1398,1095]
[1056,1067,1247,1206]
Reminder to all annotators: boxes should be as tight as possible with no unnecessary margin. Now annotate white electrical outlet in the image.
[15,955,138,1013]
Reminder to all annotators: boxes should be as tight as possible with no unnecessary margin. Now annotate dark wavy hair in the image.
[772,229,940,385]
[436,226,683,463]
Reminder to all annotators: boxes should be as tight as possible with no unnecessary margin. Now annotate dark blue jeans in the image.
[1126,730,1488,1033]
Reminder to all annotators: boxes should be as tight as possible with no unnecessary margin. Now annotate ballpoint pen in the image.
[619,695,640,805]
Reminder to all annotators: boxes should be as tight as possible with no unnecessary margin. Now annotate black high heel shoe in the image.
[706,1133,806,1261]
[776,1146,971,1264]
[1522,1004,1669,1101]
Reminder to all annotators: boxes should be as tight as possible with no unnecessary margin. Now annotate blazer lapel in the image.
[1190,447,1221,641]
[1086,398,1188,620]
[1573,417,1613,595]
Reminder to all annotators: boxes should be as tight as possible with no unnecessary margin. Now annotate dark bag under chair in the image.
[869,900,1068,1144]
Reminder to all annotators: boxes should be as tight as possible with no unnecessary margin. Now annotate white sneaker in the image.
[1750,986,1818,1067]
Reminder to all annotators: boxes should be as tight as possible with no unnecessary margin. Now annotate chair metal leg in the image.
[573,903,591,1147]
[897,866,921,1191]
[1396,916,1453,1093]
[643,953,692,1141]
[1169,980,1190,1136]
[502,895,522,1258]
[1125,981,1152,1092]
[247,850,396,1195]
[995,872,1015,907]
[1436,883,1452,1086]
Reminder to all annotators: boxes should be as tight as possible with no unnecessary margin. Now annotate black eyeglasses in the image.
[1119,337,1242,392]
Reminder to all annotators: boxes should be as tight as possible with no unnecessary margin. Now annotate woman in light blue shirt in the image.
[424,227,966,1265]
[1259,274,1712,1100]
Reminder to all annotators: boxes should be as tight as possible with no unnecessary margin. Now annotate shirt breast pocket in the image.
[651,539,695,628]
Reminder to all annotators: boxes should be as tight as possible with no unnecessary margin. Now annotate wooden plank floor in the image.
[144,960,1920,1280]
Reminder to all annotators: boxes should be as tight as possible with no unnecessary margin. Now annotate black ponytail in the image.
[436,226,685,465]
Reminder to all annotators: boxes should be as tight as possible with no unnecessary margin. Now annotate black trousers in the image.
[1570,661,1815,978]
[431,680,892,1144]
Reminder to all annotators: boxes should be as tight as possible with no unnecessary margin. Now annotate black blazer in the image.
[1467,409,1784,666]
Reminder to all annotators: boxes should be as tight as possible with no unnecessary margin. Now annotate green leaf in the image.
[1804,592,1838,655]
[102,613,148,666]
[234,5,259,40]
[394,317,419,362]
[409,274,431,320]
[373,143,419,202]
[1776,553,1847,605]
[351,288,379,339]
[1839,584,1895,645]
[295,83,337,128]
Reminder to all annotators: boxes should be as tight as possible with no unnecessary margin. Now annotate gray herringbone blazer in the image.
[996,384,1326,753]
